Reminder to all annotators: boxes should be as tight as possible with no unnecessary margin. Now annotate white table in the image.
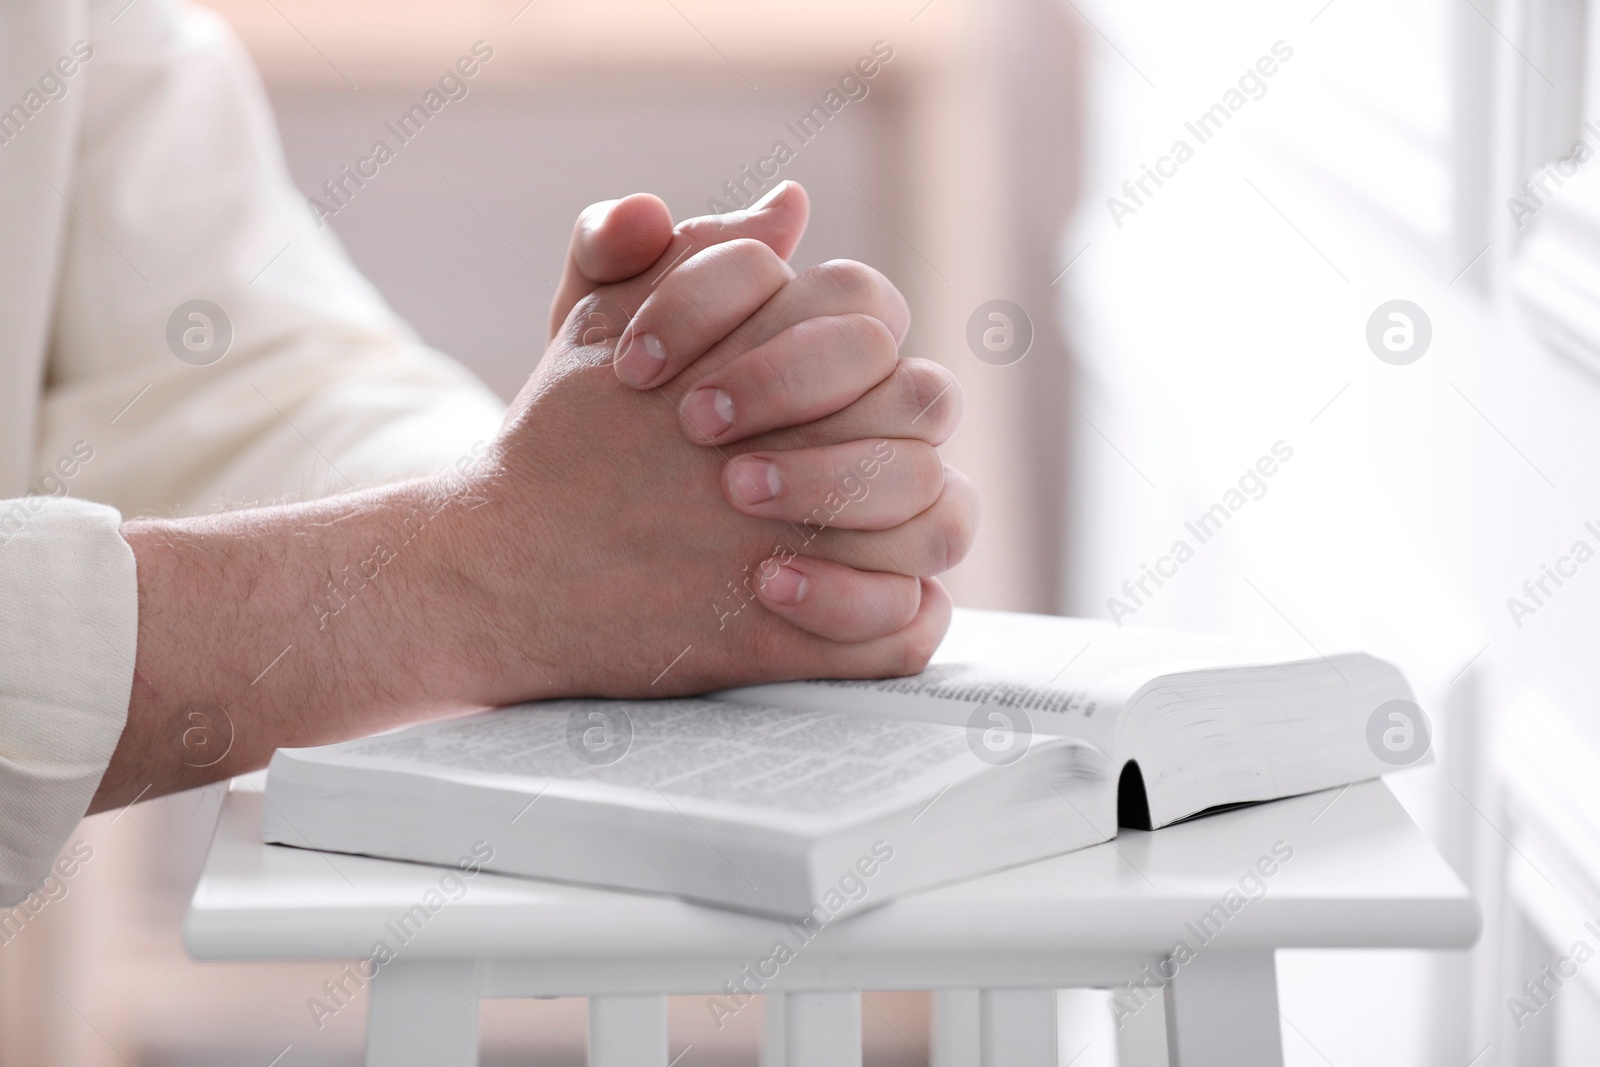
[185,779,1477,1067]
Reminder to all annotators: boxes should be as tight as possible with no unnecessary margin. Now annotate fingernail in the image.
[681,387,735,441]
[726,456,780,505]
[760,563,807,607]
[751,181,792,211]
[584,198,619,234]
[614,328,666,387]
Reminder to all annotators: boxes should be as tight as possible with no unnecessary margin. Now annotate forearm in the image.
[91,477,490,811]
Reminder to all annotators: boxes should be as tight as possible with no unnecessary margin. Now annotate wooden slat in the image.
[931,990,981,1067]
[588,995,668,1067]
[764,991,860,1067]
[979,989,1056,1067]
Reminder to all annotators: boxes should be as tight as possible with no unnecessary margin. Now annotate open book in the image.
[262,609,1422,918]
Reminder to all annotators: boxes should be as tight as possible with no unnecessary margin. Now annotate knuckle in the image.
[742,348,795,405]
[718,238,783,279]
[896,361,953,431]
[931,495,976,574]
[807,259,881,307]
[896,359,961,439]
[894,579,923,626]
[654,292,714,345]
[837,313,898,366]
[893,632,934,676]
[874,441,942,510]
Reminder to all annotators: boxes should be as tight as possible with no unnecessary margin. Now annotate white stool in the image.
[186,779,1477,1066]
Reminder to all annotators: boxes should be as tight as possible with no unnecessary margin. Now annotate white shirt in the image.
[0,0,505,904]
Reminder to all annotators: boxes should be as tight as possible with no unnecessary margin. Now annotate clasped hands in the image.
[96,182,976,810]
[455,180,978,701]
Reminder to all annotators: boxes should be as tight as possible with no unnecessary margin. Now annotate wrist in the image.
[341,473,501,709]
[409,452,565,707]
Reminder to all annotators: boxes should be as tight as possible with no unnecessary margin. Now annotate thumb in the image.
[549,193,674,342]
[548,181,811,342]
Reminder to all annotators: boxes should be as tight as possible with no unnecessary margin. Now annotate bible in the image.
[262,609,1423,918]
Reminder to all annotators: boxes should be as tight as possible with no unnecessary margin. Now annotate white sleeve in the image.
[2,1,510,901]
[0,497,134,906]
[37,0,507,515]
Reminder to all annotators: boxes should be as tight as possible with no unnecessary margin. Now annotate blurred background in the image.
[9,0,1600,1062]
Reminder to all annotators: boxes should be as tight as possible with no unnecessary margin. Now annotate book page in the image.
[718,666,1125,752]
[717,609,1310,752]
[318,699,991,820]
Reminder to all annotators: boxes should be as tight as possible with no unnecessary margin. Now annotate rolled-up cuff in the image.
[0,496,136,905]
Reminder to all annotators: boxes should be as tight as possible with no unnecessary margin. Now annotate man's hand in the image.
[553,181,971,609]
[452,191,971,702]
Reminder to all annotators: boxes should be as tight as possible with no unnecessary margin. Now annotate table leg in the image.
[1165,951,1283,1067]
[365,960,481,1067]
[979,989,1056,1067]
[763,991,861,1067]
[589,995,668,1066]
